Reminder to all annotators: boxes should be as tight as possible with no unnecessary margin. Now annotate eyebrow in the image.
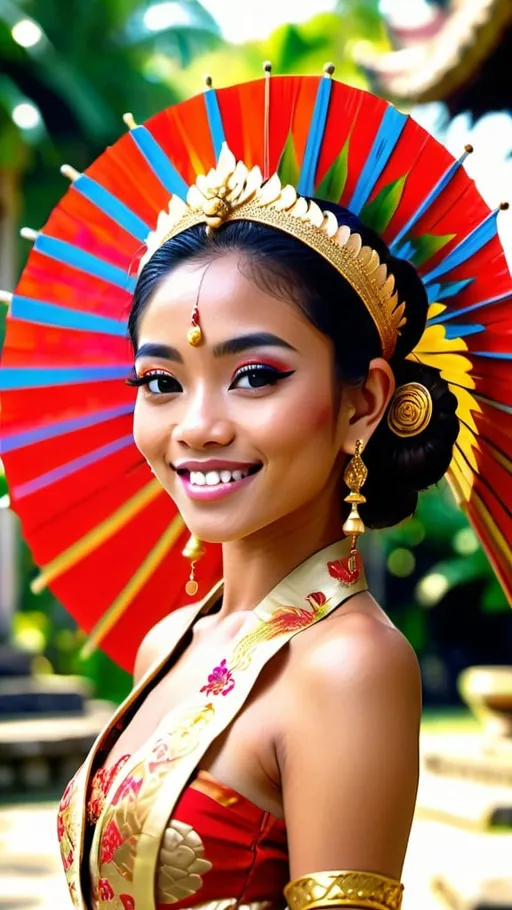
[135,332,297,363]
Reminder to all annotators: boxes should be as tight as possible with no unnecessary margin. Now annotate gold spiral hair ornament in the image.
[387,382,433,438]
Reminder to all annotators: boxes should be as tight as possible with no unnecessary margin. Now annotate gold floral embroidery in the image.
[157,818,212,903]
[231,592,330,670]
[57,773,83,906]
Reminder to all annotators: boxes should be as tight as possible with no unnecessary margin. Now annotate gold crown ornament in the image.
[139,143,406,358]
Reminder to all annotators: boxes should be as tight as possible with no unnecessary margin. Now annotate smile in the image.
[174,463,262,501]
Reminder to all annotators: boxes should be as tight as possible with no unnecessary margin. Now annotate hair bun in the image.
[362,360,459,529]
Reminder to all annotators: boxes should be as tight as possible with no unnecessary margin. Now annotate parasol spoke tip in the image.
[30,575,46,594]
[79,639,97,661]
[499,201,510,211]
[61,164,81,182]
[123,112,138,130]
[20,227,39,242]
[0,290,13,304]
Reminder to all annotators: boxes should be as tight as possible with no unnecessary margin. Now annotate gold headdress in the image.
[139,143,406,359]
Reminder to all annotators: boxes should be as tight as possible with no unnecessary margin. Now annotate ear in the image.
[341,357,395,454]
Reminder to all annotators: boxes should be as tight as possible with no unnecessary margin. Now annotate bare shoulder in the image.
[287,604,422,716]
[133,603,199,684]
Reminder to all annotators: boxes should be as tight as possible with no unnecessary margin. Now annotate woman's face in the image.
[133,254,359,543]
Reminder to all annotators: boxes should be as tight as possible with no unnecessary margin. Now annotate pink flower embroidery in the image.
[119,895,135,910]
[305,591,327,609]
[63,848,74,872]
[327,553,361,585]
[57,812,65,841]
[111,774,143,806]
[98,879,114,901]
[148,737,172,774]
[100,819,123,865]
[200,658,235,696]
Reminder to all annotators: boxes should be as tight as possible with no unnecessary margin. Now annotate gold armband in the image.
[284,870,404,910]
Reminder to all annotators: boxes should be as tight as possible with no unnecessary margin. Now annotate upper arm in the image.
[280,616,422,882]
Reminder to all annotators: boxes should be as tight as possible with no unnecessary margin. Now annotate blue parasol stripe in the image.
[0,365,131,390]
[72,176,150,240]
[428,290,511,324]
[11,295,128,336]
[389,149,470,251]
[348,106,407,214]
[13,434,135,499]
[129,126,189,199]
[425,278,474,304]
[475,393,512,415]
[297,76,333,196]
[443,323,484,339]
[34,235,136,291]
[423,210,498,283]
[472,350,512,360]
[0,404,134,454]
[436,278,474,300]
[204,88,226,160]
[393,239,414,259]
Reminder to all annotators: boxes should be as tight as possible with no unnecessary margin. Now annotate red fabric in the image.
[169,772,288,908]
[77,765,288,908]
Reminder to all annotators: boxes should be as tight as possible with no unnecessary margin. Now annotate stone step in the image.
[412,818,512,910]
[0,674,92,716]
[0,699,115,798]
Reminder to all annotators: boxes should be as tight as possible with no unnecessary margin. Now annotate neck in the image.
[218,499,345,617]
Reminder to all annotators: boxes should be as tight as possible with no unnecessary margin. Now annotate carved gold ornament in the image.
[139,144,406,360]
[387,382,433,438]
[284,869,404,910]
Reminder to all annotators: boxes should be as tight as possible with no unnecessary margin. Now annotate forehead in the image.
[136,253,312,342]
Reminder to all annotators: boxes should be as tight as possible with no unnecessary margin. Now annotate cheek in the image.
[133,399,168,458]
[289,386,337,439]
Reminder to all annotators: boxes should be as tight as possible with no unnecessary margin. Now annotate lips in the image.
[173,460,262,500]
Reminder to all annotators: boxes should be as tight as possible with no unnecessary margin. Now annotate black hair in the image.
[128,204,459,528]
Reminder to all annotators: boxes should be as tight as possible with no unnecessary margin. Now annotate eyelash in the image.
[126,370,181,394]
[126,363,294,395]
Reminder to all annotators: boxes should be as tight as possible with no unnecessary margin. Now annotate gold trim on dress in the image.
[284,870,404,910]
[189,770,241,808]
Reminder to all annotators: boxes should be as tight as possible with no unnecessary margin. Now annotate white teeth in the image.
[187,467,254,486]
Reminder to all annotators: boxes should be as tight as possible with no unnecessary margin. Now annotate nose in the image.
[173,386,235,450]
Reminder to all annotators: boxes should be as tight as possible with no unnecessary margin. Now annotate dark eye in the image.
[127,371,182,395]
[230,364,294,390]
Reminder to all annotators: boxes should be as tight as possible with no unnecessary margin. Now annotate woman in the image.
[1,71,511,910]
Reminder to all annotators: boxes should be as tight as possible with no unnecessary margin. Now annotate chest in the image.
[101,617,284,812]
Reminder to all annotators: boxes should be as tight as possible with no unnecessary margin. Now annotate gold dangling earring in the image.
[342,439,368,573]
[182,533,205,596]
